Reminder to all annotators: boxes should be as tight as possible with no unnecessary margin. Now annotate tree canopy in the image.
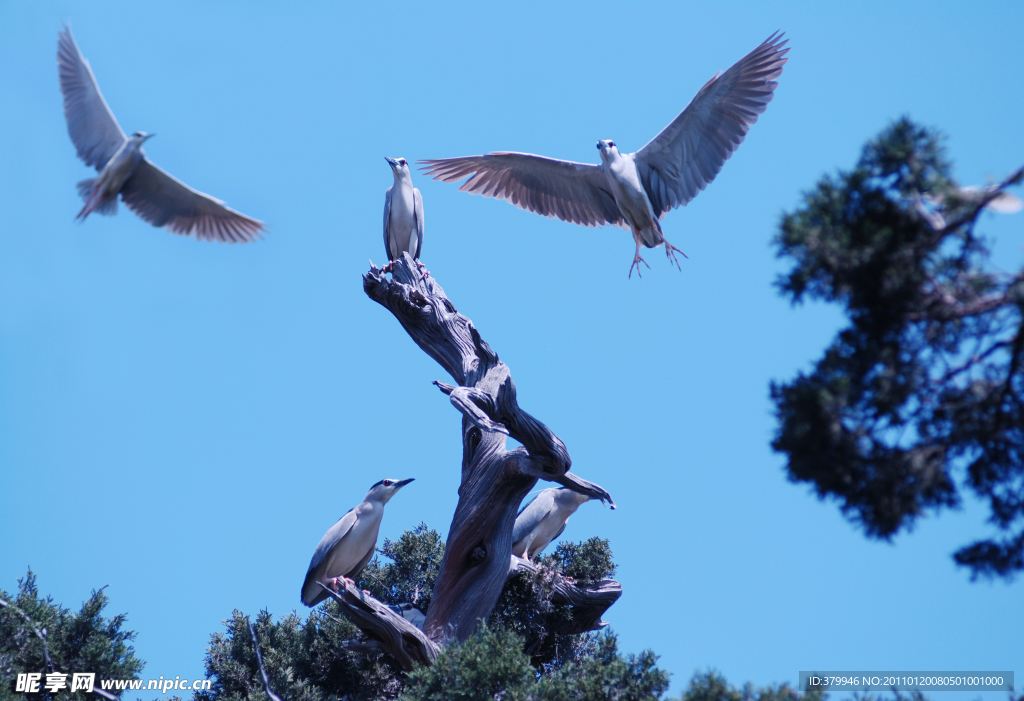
[0,571,144,701]
[198,527,669,700]
[772,117,1024,579]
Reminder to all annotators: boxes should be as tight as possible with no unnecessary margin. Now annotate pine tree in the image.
[0,570,145,701]
[771,117,1024,579]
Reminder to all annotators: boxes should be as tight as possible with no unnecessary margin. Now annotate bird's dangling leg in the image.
[76,190,104,221]
[629,240,650,279]
[662,239,688,271]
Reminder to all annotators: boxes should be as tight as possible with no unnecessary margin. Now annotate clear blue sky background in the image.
[1,1,1021,697]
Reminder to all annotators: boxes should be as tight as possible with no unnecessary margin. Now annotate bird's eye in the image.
[609,142,614,148]
[383,480,392,486]
[399,159,406,166]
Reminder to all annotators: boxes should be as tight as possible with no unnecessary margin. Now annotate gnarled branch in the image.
[363,254,615,644]
[319,581,440,672]
[506,556,622,635]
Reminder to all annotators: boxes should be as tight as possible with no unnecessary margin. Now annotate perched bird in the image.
[512,487,593,561]
[421,32,788,277]
[388,603,427,629]
[57,27,265,242]
[300,478,414,607]
[383,157,425,265]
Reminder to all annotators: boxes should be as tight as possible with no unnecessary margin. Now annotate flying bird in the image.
[301,478,414,607]
[512,487,595,561]
[421,32,788,277]
[57,27,265,242]
[383,157,425,266]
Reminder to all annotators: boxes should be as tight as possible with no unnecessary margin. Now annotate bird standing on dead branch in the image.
[301,478,414,607]
[421,32,788,277]
[57,27,265,242]
[383,158,425,270]
[512,487,594,561]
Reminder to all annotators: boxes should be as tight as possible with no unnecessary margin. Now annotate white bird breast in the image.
[388,184,419,259]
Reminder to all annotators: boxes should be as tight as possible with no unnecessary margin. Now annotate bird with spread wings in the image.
[422,32,788,277]
[57,27,265,243]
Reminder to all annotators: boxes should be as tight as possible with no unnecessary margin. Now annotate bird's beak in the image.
[385,156,399,169]
[395,478,415,488]
[143,133,156,142]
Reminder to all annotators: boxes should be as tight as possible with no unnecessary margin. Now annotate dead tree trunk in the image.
[331,254,617,666]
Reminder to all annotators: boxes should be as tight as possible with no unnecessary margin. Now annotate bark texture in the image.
[320,582,439,672]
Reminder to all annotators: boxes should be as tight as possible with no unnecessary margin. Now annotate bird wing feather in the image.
[346,542,377,580]
[120,158,265,243]
[413,188,425,259]
[635,32,789,218]
[383,186,393,259]
[420,153,623,228]
[301,508,359,606]
[513,489,557,543]
[57,27,127,170]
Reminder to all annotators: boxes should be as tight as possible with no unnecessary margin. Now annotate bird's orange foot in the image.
[329,576,355,592]
[663,241,688,270]
[629,252,651,279]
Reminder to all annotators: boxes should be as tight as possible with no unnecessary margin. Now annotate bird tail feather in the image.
[76,178,95,201]
[75,179,117,219]
[94,196,118,216]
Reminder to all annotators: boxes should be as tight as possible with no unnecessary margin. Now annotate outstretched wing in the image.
[57,27,126,170]
[420,153,623,228]
[120,158,265,243]
[635,32,789,218]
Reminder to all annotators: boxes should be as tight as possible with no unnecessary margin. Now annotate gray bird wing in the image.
[383,186,393,260]
[57,26,127,170]
[413,187,425,259]
[301,508,358,606]
[119,158,265,243]
[513,489,557,543]
[420,153,623,228]
[634,31,789,219]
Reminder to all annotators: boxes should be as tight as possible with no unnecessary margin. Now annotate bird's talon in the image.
[663,241,687,270]
[628,254,650,279]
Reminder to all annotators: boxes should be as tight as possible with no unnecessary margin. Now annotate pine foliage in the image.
[772,117,1024,579]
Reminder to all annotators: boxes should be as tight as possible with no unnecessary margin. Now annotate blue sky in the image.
[1,1,1021,697]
